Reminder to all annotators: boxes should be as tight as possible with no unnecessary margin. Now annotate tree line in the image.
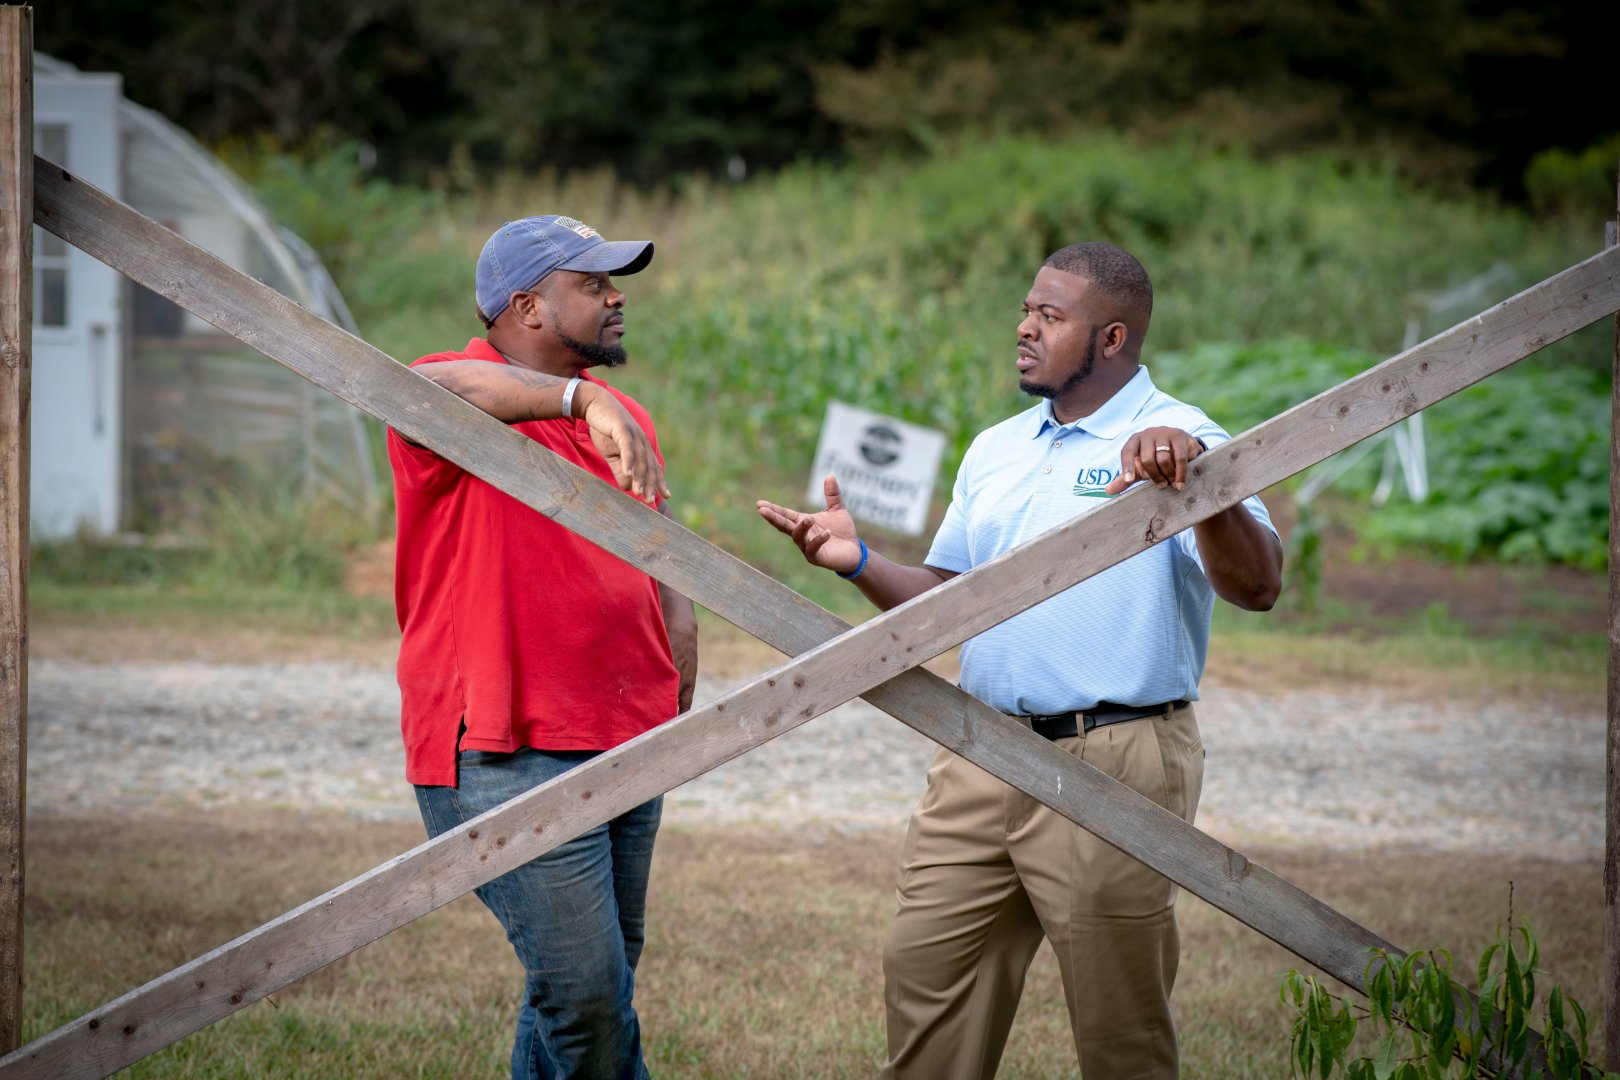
[41,0,1618,201]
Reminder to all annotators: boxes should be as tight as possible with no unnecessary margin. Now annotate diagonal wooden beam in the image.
[7,161,1615,1077]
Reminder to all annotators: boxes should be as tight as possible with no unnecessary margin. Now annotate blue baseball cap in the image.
[475,215,654,323]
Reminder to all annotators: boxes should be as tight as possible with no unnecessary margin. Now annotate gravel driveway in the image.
[24,659,1604,860]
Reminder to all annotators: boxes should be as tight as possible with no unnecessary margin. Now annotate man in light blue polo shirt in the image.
[758,241,1282,1079]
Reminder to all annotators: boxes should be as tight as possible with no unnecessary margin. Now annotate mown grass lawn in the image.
[20,810,1605,1079]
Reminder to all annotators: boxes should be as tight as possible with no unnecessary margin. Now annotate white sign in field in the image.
[806,401,947,536]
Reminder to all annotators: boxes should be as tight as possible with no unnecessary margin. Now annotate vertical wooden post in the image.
[0,7,30,1057]
[1607,158,1620,1072]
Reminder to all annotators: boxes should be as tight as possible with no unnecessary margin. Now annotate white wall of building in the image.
[31,70,124,538]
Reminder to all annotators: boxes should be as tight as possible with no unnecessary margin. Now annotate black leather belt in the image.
[1012,700,1187,740]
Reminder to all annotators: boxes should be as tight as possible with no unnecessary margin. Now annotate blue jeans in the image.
[415,747,662,1080]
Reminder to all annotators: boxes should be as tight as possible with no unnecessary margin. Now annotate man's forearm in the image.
[657,503,699,712]
[414,360,580,423]
[849,551,958,612]
[1193,507,1283,611]
[659,583,699,713]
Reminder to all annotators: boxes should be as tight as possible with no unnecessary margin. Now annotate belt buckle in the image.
[1028,712,1079,740]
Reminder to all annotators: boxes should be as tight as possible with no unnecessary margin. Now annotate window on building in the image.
[35,124,68,328]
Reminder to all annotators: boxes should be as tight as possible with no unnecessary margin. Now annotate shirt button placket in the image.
[1035,431,1059,508]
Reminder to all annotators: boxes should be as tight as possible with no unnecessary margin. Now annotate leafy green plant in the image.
[1153,341,1611,570]
[1367,366,1611,570]
[1280,914,1617,1079]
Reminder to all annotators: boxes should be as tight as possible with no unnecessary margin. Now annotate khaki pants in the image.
[881,703,1204,1080]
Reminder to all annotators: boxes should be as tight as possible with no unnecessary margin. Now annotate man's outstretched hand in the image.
[757,475,864,574]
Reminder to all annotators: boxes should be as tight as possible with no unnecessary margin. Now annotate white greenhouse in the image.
[32,53,378,539]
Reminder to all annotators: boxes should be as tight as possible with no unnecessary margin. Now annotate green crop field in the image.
[225,132,1613,603]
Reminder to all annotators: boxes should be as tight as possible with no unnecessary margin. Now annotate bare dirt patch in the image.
[1325,552,1603,637]
[30,615,401,667]
[1268,492,1606,640]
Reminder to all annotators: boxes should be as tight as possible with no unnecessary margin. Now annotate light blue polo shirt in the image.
[926,366,1274,715]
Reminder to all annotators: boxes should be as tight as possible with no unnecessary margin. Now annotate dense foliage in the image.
[1282,918,1617,1079]
[1157,343,1612,570]
[235,132,1608,573]
[41,1,1620,200]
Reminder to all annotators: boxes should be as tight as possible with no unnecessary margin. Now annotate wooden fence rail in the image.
[4,156,1617,1077]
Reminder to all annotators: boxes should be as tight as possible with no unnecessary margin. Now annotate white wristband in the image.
[560,376,582,419]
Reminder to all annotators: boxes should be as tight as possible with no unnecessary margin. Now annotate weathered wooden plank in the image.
[11,165,1617,1076]
[1606,177,1620,1073]
[0,14,30,1057]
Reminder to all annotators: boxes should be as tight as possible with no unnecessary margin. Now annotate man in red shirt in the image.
[389,214,697,1080]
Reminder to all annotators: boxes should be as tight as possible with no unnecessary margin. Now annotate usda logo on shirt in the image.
[1072,467,1118,499]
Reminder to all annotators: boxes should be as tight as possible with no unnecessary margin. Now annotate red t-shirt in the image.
[388,338,680,787]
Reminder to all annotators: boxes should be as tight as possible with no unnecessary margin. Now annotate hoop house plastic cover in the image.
[39,53,379,531]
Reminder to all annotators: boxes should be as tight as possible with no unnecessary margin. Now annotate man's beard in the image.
[1019,334,1097,401]
[560,332,628,369]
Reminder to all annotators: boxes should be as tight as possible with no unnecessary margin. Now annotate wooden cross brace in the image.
[7,156,1618,1078]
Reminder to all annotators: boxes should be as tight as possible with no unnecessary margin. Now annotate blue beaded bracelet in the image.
[837,538,869,580]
